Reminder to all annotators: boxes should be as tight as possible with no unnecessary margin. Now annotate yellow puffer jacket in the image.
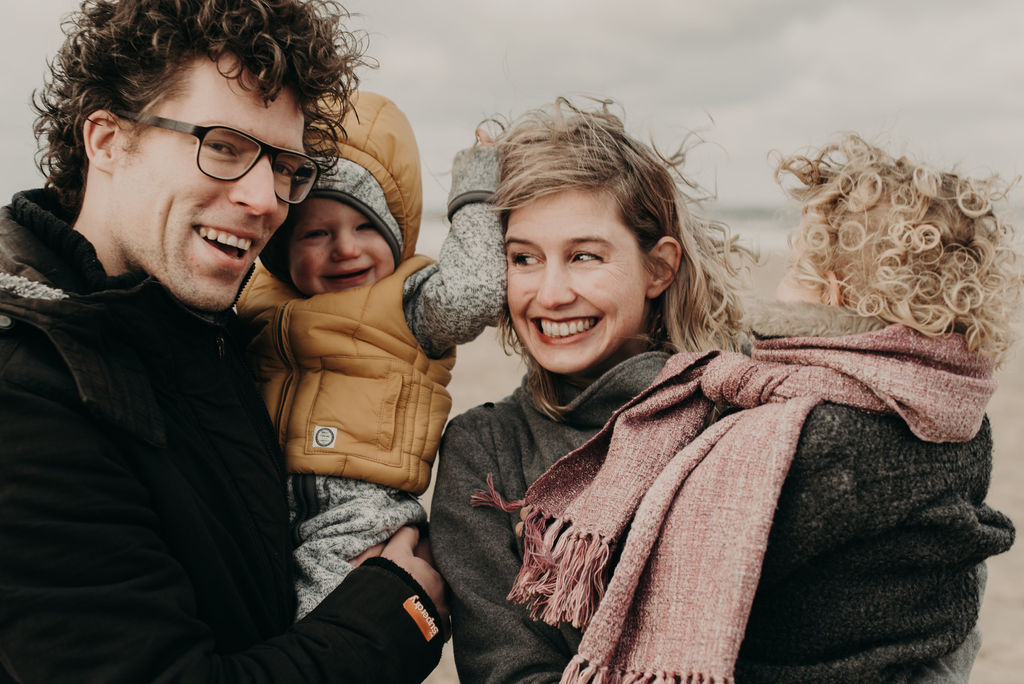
[237,92,453,494]
[239,260,454,494]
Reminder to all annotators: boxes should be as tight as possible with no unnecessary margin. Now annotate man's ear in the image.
[82,111,124,174]
[646,236,683,299]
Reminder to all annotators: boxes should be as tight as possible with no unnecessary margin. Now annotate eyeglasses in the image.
[115,111,319,204]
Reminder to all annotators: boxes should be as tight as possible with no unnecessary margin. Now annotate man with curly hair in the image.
[0,1,448,681]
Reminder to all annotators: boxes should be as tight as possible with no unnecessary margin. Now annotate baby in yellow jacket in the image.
[237,92,504,619]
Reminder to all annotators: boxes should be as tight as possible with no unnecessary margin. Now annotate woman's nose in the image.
[535,264,576,308]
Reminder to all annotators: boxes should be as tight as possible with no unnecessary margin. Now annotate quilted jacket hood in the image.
[260,91,422,283]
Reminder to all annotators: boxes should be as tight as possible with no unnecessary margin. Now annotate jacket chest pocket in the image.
[314,356,405,456]
[283,355,447,493]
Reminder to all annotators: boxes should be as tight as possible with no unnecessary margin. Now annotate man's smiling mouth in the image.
[198,226,252,258]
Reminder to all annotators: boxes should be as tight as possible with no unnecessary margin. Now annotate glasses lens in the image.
[196,126,318,204]
[197,128,261,180]
[272,152,319,203]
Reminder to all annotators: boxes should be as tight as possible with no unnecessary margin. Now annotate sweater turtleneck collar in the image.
[546,351,671,430]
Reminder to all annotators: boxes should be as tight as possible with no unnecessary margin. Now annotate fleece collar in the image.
[745,300,888,340]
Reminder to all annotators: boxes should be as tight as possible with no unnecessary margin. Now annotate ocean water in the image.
[709,204,795,254]
[417,204,796,258]
[419,201,1024,258]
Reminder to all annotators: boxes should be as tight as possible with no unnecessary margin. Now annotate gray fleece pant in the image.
[288,474,425,620]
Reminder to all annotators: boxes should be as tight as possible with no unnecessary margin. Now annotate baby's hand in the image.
[447,133,501,220]
[475,127,494,146]
[349,542,384,567]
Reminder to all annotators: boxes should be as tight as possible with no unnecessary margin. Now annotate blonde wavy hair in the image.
[776,134,1023,364]
[490,98,752,419]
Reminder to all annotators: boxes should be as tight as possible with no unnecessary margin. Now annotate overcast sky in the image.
[3,0,1021,228]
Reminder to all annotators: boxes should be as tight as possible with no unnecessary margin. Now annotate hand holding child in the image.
[382,526,451,640]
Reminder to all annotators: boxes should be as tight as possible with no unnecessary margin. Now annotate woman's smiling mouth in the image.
[537,317,597,338]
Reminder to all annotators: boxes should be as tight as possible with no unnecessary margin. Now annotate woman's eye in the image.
[508,253,537,266]
[573,252,599,263]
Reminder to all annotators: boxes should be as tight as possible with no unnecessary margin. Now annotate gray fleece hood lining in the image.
[0,272,68,301]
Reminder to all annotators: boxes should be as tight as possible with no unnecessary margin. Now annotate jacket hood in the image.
[260,92,422,284]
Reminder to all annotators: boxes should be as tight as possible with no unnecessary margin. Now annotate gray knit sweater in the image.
[431,353,670,683]
[403,145,504,359]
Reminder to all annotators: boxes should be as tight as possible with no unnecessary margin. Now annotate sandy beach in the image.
[423,251,1022,683]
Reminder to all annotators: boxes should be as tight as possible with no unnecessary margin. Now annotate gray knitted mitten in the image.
[447,145,500,220]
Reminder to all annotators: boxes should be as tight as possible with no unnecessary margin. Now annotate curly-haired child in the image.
[769,134,1021,360]
[735,134,1023,681]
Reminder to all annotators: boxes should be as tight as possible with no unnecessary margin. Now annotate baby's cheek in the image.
[775,272,822,304]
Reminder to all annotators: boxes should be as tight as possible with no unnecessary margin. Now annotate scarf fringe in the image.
[561,654,734,684]
[471,473,615,629]
[470,473,524,512]
[507,507,613,629]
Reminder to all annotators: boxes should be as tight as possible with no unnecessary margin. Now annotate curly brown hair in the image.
[33,0,366,214]
[489,98,753,418]
[776,134,1024,364]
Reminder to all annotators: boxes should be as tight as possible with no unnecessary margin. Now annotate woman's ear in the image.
[646,236,683,299]
[82,111,124,175]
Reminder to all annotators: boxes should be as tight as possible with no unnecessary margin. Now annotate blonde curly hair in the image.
[490,98,753,419]
[775,134,1023,364]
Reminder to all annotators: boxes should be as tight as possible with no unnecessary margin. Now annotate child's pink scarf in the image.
[484,325,994,683]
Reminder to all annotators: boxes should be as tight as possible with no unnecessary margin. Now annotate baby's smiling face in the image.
[287,197,396,296]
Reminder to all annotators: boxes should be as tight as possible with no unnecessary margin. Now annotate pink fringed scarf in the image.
[476,325,995,683]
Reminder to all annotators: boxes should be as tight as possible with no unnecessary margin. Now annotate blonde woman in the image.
[430,99,749,682]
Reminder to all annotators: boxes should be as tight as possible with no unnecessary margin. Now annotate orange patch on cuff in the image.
[402,594,440,642]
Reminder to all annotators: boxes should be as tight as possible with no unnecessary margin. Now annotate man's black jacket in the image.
[0,189,443,683]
